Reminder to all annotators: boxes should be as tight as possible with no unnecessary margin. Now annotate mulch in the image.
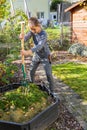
[46,101,84,130]
[51,51,87,63]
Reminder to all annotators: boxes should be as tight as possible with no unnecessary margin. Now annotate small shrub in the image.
[68,43,85,56]
[81,46,87,57]
[0,62,18,86]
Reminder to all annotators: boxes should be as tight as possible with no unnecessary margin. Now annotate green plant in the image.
[0,62,18,86]
[0,0,7,19]
[0,83,52,123]
[45,28,70,51]
[50,0,63,11]
[0,3,30,61]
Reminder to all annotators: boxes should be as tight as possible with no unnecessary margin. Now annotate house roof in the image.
[65,0,86,12]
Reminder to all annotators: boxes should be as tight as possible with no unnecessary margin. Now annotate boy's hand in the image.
[27,50,32,56]
[19,33,24,40]
[21,49,32,56]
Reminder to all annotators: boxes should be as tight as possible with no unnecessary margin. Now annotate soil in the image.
[51,51,87,63]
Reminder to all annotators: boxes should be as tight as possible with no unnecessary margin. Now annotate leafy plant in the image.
[45,28,70,51]
[50,0,63,11]
[80,0,87,10]
[0,0,7,19]
[0,83,52,123]
[0,62,18,86]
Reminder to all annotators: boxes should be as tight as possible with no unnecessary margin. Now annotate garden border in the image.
[0,83,59,130]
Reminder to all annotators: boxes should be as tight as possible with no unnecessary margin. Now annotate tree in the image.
[80,0,87,10]
[0,0,6,4]
[0,0,6,18]
[50,0,63,11]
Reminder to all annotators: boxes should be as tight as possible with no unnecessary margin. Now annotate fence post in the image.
[57,3,63,45]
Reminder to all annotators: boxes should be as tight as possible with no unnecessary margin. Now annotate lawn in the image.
[45,27,69,40]
[45,28,60,40]
[52,62,87,101]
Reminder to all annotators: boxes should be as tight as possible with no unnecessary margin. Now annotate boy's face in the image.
[28,22,41,33]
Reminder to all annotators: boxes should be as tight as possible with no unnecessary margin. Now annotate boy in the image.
[19,17,54,93]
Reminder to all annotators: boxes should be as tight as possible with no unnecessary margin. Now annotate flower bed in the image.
[0,83,58,130]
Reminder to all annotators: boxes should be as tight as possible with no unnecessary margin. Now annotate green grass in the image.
[45,28,60,40]
[45,26,70,40]
[52,62,87,101]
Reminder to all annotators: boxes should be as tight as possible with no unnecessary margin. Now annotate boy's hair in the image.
[28,17,40,26]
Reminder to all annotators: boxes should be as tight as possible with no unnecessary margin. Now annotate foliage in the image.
[0,22,19,44]
[0,9,28,43]
[0,0,6,19]
[80,0,87,10]
[0,0,29,44]
[0,1,30,61]
[52,62,87,101]
[45,27,70,51]
[0,0,6,4]
[50,0,63,11]
[0,83,51,123]
[0,62,18,86]
[68,43,87,57]
[46,28,60,40]
[46,28,60,51]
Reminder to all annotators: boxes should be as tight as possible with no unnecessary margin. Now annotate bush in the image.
[46,28,71,51]
[0,62,19,86]
[81,46,87,57]
[68,43,87,56]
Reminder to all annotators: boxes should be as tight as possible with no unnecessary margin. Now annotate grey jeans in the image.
[29,54,54,92]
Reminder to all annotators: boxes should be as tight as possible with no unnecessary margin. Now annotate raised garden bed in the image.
[0,83,58,130]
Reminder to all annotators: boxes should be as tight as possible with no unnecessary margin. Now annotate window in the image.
[53,15,56,20]
[41,12,44,18]
[37,12,44,19]
[37,12,40,19]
